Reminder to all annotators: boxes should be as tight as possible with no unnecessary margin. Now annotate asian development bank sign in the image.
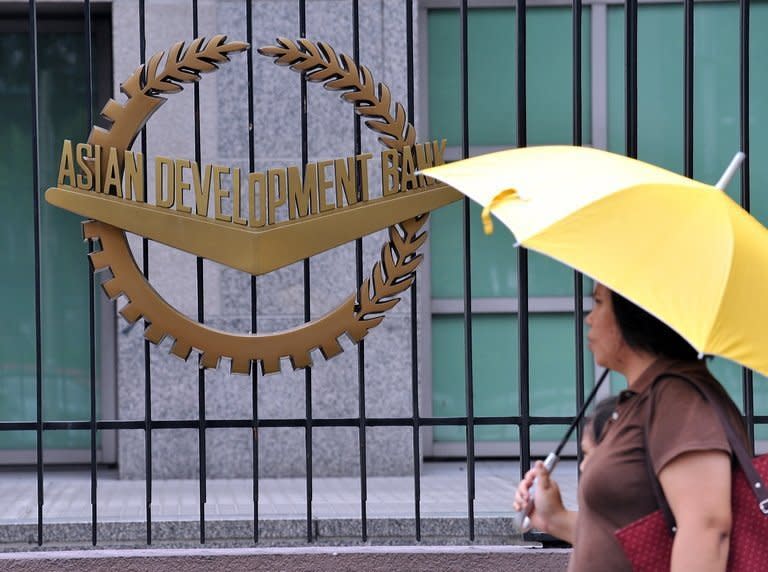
[45,35,461,375]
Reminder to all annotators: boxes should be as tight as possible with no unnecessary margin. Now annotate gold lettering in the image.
[123,151,144,202]
[213,165,232,223]
[334,157,356,207]
[231,168,247,225]
[57,140,76,188]
[381,149,399,195]
[75,143,93,191]
[316,160,334,213]
[103,147,122,197]
[248,172,267,227]
[400,145,418,192]
[287,164,318,219]
[155,156,175,208]
[357,153,372,201]
[93,144,102,194]
[415,142,434,186]
[192,163,213,217]
[267,168,287,224]
[433,139,447,166]
[174,159,192,214]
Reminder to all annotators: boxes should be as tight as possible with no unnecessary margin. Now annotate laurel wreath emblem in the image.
[84,35,428,375]
[258,38,416,151]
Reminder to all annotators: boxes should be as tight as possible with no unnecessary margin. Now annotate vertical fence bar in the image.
[137,0,153,546]
[245,0,260,543]
[572,0,582,149]
[191,0,208,545]
[84,0,98,546]
[572,0,585,471]
[405,0,422,542]
[458,0,476,541]
[517,0,531,485]
[251,274,259,543]
[298,0,314,543]
[683,0,694,178]
[28,0,44,547]
[625,0,638,158]
[739,0,754,449]
[351,0,369,543]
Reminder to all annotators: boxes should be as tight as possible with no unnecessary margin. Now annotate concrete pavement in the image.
[0,460,580,548]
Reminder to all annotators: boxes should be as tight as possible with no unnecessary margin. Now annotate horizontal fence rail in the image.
[4,0,760,550]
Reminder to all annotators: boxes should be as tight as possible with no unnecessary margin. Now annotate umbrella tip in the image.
[715,152,746,190]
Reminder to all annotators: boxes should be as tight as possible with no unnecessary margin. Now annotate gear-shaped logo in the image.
[47,35,457,375]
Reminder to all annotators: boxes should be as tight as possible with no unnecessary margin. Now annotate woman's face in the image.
[586,284,626,370]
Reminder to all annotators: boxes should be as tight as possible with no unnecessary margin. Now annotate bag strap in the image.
[644,372,768,534]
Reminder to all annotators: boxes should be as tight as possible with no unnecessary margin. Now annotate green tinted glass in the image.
[428,8,517,147]
[0,29,101,449]
[0,33,37,441]
[606,2,768,428]
[427,3,768,446]
[607,2,768,217]
[428,6,591,147]
[432,314,593,441]
[428,6,591,299]
[430,200,584,298]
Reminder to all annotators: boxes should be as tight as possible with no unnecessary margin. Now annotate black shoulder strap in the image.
[644,372,768,534]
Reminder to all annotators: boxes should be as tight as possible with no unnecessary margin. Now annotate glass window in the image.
[0,18,110,450]
[428,6,592,149]
[428,6,595,446]
[432,314,593,442]
[606,1,768,421]
[428,6,593,300]
[428,3,768,448]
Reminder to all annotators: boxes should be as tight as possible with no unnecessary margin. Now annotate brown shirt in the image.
[567,359,748,572]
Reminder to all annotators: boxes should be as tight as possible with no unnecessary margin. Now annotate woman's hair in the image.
[610,290,698,361]
[586,395,620,444]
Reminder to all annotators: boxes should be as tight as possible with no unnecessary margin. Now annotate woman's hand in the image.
[513,460,576,543]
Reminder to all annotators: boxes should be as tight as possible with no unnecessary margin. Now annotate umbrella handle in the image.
[515,452,559,533]
[715,152,746,190]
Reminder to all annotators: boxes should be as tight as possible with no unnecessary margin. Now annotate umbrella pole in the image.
[516,368,611,532]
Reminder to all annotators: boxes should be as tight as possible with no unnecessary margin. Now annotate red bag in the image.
[616,455,768,571]
[615,375,768,571]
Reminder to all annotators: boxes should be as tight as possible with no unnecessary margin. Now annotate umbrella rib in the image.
[701,199,738,355]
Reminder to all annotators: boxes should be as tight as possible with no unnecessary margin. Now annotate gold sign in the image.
[45,36,462,375]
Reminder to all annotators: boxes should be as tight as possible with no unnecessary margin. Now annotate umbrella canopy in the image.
[421,145,768,378]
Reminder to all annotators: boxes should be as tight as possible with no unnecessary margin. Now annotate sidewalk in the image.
[0,460,580,548]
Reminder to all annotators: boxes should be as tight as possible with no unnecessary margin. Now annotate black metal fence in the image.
[4,0,762,549]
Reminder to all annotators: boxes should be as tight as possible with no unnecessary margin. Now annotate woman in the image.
[513,283,748,571]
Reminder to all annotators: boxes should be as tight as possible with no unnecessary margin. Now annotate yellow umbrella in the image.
[421,145,768,378]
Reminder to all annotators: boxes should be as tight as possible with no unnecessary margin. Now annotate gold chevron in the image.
[45,184,462,276]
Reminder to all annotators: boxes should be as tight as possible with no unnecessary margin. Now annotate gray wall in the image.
[111,0,423,478]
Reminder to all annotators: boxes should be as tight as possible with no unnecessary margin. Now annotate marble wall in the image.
[110,0,424,478]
